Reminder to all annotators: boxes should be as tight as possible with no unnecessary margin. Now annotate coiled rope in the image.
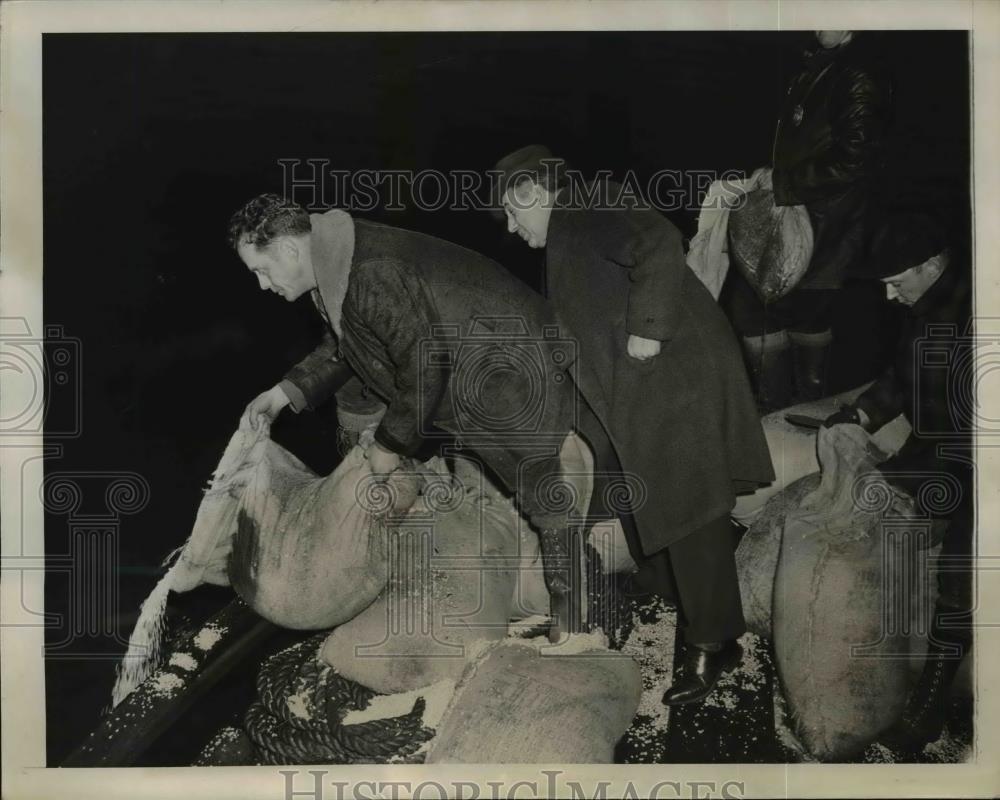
[243,634,434,765]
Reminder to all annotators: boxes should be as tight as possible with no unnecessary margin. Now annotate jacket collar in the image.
[910,255,968,318]
[308,210,355,339]
[803,37,856,65]
[547,178,613,238]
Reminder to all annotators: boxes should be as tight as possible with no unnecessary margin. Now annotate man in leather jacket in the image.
[230,194,581,643]
[728,31,893,410]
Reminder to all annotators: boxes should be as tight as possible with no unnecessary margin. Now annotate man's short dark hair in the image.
[227,193,312,251]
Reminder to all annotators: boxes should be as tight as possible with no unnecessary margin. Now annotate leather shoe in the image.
[662,640,743,706]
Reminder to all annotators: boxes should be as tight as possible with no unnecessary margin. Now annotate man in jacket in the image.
[493,145,775,705]
[823,212,973,750]
[727,30,893,409]
[229,194,582,642]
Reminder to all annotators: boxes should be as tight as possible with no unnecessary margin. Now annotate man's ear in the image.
[914,255,939,279]
[931,250,949,276]
[531,181,550,205]
[276,236,299,261]
[536,181,560,208]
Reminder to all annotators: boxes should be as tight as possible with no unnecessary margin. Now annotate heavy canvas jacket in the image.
[281,212,576,526]
[545,181,775,554]
[772,39,892,287]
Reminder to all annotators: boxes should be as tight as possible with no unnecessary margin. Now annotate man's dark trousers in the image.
[578,400,746,644]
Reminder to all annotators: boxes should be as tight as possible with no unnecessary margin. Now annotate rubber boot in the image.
[538,527,583,643]
[878,602,972,752]
[741,330,794,413]
[790,329,833,403]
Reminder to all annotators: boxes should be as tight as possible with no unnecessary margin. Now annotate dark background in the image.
[43,31,970,764]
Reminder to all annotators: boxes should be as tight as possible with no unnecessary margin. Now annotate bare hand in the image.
[627,335,661,361]
[365,440,401,479]
[241,384,290,431]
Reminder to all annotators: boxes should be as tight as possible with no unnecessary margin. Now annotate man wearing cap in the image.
[493,145,775,705]
[230,193,583,643]
[823,212,972,750]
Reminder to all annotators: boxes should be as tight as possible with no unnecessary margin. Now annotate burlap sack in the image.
[425,637,641,763]
[728,183,813,303]
[320,479,520,693]
[735,387,913,635]
[771,426,915,761]
[733,385,912,526]
[322,432,596,691]
[169,425,269,592]
[227,443,426,630]
[736,476,816,637]
[170,422,423,630]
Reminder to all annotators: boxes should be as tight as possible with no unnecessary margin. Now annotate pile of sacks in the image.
[166,422,641,763]
[132,384,955,763]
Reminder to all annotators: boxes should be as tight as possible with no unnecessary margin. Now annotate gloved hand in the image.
[822,405,861,429]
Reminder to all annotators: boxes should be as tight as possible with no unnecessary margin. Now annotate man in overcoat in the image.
[228,194,581,641]
[493,146,775,704]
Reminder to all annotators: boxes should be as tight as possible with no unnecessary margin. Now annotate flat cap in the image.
[868,212,949,278]
[490,144,567,219]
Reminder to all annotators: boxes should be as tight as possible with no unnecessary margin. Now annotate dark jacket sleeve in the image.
[281,329,354,412]
[345,260,447,457]
[855,366,905,433]
[783,65,891,204]
[602,209,687,343]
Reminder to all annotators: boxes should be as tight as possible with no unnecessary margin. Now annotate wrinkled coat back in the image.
[546,185,774,552]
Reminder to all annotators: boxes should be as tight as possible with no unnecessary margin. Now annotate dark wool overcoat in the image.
[282,214,576,529]
[544,182,775,554]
